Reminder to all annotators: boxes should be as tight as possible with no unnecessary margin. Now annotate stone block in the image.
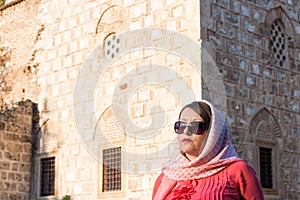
[66,171,77,182]
[11,163,18,171]
[294,90,300,99]
[19,163,30,172]
[129,2,147,19]
[241,5,250,17]
[253,10,265,22]
[73,183,83,195]
[217,24,234,38]
[0,122,4,131]
[3,133,19,141]
[212,6,223,20]
[228,42,242,55]
[237,31,249,44]
[0,142,5,150]
[172,5,183,18]
[226,13,239,24]
[128,177,139,189]
[217,0,230,8]
[144,13,154,27]
[245,48,255,59]
[252,63,260,74]
[245,21,255,32]
[150,0,163,12]
[7,142,23,152]
[19,135,32,143]
[4,152,20,162]
[21,154,31,163]
[232,1,241,13]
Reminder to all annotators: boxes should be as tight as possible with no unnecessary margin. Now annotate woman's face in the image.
[177,107,208,161]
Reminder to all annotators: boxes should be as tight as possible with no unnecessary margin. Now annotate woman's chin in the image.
[179,144,192,153]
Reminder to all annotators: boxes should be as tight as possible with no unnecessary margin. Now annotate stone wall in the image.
[201,0,300,199]
[0,0,41,107]
[0,100,35,200]
[0,0,201,199]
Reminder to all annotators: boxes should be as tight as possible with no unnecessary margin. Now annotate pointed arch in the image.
[93,105,125,142]
[249,108,281,192]
[265,6,295,38]
[249,107,282,139]
[38,120,63,153]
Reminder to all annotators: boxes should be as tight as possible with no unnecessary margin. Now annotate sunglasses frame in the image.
[174,121,209,135]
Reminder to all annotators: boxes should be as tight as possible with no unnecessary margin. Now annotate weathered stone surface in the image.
[203,1,300,199]
[0,101,33,200]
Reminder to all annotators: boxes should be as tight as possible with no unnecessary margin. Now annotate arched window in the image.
[34,120,61,198]
[249,108,281,195]
[94,106,125,198]
[265,7,295,69]
[269,19,288,68]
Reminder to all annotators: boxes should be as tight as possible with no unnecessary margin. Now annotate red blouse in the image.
[152,161,264,200]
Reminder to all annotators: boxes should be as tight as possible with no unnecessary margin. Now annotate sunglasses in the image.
[174,121,209,135]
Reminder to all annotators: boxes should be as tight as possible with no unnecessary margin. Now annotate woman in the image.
[152,100,264,200]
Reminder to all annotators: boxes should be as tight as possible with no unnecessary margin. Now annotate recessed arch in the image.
[93,105,126,142]
[265,6,295,38]
[38,120,63,153]
[96,5,128,34]
[249,107,282,139]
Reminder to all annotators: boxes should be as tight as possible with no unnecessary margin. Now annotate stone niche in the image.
[0,100,36,200]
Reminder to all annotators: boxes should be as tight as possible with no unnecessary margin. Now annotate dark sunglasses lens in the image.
[190,122,206,134]
[174,121,207,134]
[174,121,185,134]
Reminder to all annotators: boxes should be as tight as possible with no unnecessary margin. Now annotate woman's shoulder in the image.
[228,160,252,169]
[152,173,165,199]
[226,160,258,179]
[225,161,264,199]
[153,173,164,188]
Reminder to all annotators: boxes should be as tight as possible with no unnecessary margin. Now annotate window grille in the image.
[259,147,273,188]
[40,157,55,196]
[269,20,288,68]
[104,33,121,60]
[102,147,121,192]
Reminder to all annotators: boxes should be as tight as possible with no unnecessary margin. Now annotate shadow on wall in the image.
[0,99,40,200]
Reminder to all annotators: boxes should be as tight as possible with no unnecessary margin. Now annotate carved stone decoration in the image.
[265,6,295,40]
[96,5,128,34]
[104,33,121,60]
[249,108,282,141]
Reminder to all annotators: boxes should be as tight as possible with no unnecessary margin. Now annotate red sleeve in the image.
[231,161,264,200]
[152,173,164,200]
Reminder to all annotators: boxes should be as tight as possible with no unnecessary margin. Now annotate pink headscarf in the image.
[154,100,241,200]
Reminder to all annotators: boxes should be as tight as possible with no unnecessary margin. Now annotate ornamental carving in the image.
[249,108,281,140]
[96,5,128,34]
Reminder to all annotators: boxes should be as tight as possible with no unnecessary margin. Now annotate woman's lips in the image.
[182,138,193,143]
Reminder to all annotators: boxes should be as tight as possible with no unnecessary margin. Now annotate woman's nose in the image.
[183,126,193,136]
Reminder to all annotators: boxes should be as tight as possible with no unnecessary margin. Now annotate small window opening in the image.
[40,157,55,196]
[104,33,121,60]
[102,147,121,192]
[269,20,288,68]
[259,147,273,189]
